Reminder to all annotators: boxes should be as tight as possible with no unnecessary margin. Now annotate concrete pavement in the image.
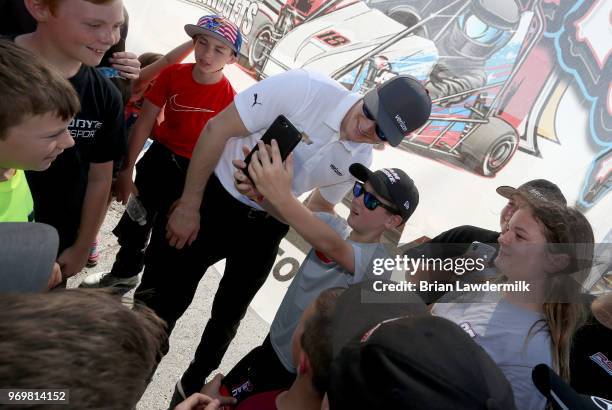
[68,202,270,410]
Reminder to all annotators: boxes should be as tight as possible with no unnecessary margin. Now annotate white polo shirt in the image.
[214,69,373,210]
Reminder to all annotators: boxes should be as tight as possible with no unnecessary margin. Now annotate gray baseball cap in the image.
[0,223,58,293]
[496,179,567,206]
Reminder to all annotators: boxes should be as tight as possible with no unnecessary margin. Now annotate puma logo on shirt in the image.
[252,93,262,107]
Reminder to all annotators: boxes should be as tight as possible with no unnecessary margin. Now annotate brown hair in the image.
[0,40,80,140]
[527,202,594,382]
[0,289,166,409]
[40,0,116,15]
[300,287,345,396]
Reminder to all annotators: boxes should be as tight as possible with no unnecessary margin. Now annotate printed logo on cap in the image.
[394,114,408,132]
[196,15,239,50]
[591,396,612,409]
[403,200,410,210]
[526,188,547,202]
[382,168,400,183]
[460,322,476,338]
[589,352,612,376]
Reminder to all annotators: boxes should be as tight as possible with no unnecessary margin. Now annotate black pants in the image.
[135,174,289,395]
[111,142,188,278]
[221,335,295,403]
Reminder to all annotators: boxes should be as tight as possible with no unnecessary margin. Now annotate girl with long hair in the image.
[432,200,594,410]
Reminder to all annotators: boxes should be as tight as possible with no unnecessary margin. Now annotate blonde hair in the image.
[527,203,594,382]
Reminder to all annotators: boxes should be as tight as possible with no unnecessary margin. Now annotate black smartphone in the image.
[243,115,302,180]
[466,241,497,261]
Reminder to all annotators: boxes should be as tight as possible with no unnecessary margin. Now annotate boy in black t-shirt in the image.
[13,0,130,278]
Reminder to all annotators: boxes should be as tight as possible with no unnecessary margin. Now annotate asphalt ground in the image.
[68,202,270,410]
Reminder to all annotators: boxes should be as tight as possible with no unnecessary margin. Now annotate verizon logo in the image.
[395,114,408,132]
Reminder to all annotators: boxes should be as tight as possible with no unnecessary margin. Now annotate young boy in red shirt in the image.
[82,15,240,288]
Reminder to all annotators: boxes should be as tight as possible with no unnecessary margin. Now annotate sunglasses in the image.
[362,104,387,142]
[353,181,399,214]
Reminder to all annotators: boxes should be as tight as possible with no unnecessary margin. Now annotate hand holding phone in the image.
[243,115,302,181]
[465,241,497,262]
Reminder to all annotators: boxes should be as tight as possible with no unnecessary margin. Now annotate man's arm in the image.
[249,141,355,272]
[57,161,113,277]
[305,189,336,214]
[131,40,194,99]
[166,103,250,249]
[114,100,161,204]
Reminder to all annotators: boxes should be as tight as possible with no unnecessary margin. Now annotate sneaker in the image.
[168,380,187,410]
[86,239,100,268]
[79,271,140,288]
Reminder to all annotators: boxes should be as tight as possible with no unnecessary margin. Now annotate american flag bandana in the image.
[194,15,242,54]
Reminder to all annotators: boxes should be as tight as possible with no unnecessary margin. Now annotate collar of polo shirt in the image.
[325,92,362,151]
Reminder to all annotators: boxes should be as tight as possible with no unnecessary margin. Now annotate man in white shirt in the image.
[134,68,432,400]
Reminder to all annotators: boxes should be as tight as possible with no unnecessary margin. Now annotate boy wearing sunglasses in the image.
[217,139,420,404]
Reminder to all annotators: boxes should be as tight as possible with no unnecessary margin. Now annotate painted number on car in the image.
[315,30,350,47]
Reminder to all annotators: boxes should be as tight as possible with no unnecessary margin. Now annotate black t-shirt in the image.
[403,225,501,259]
[26,64,126,251]
[570,300,612,399]
[0,0,36,35]
[403,225,500,303]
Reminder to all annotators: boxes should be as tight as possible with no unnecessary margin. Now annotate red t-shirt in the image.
[235,390,284,410]
[144,63,235,158]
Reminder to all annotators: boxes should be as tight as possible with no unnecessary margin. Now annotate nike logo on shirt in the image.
[168,94,214,113]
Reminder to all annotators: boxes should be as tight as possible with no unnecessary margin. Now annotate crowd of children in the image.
[0,0,610,409]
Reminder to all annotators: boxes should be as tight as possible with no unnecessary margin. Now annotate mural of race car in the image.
[250,0,536,177]
[177,0,611,208]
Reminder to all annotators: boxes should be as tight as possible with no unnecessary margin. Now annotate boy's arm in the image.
[167,103,250,249]
[249,140,355,272]
[131,41,194,99]
[114,100,161,204]
[57,161,113,277]
[108,51,141,81]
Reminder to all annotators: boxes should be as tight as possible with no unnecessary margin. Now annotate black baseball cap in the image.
[363,75,432,147]
[330,280,428,358]
[328,282,517,410]
[497,179,567,206]
[0,223,58,293]
[349,163,419,222]
[532,364,611,410]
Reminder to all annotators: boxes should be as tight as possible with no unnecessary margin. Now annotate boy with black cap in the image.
[82,15,240,288]
[215,140,420,404]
